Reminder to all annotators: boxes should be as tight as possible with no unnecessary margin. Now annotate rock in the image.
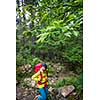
[58,85,75,97]
[56,94,61,99]
[23,78,36,88]
[31,80,36,87]
[24,78,30,82]
[28,69,32,73]
[28,64,31,68]
[16,87,26,100]
[70,92,77,96]
[16,80,19,85]
[48,87,54,93]
[17,92,22,100]
[24,65,28,69]
[57,66,62,72]
[22,94,34,100]
[48,77,57,85]
[24,64,31,69]
[20,64,32,74]
[16,86,35,100]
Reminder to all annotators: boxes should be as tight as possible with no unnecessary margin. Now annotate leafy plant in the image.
[55,72,83,93]
[55,75,77,88]
[31,57,42,66]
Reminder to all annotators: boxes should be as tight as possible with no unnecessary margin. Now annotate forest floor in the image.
[16,62,82,100]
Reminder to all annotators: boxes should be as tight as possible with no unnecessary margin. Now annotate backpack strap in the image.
[46,70,48,77]
[39,70,48,81]
[40,71,42,81]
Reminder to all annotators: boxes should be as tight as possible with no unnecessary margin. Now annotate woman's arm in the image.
[31,71,41,81]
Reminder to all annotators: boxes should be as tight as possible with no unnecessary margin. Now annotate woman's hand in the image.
[40,67,43,72]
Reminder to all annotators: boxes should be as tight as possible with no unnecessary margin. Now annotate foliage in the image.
[16,66,33,82]
[16,67,24,81]
[55,75,77,88]
[16,0,83,98]
[74,72,83,91]
[20,82,29,88]
[61,66,67,73]
[55,72,83,93]
[16,0,83,67]
[31,57,42,66]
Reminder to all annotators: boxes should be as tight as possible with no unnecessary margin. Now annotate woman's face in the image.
[42,67,45,70]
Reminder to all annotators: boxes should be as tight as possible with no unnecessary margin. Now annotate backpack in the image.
[34,63,42,73]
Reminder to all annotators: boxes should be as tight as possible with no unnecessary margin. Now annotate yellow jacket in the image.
[32,69,48,88]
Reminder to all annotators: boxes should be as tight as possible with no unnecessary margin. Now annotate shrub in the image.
[55,72,83,93]
[55,75,77,88]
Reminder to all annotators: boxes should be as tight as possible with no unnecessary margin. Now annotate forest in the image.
[16,0,83,100]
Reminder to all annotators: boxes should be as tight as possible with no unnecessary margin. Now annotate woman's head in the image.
[42,63,47,70]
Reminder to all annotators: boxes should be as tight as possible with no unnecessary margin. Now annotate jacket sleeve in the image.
[31,71,41,81]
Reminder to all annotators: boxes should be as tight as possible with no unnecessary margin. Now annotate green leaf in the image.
[64,31,72,37]
[73,31,79,36]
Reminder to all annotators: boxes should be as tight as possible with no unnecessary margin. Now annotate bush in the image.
[55,72,83,93]
[74,73,83,91]
[55,75,77,88]
[62,45,83,64]
[31,57,42,66]
[61,66,67,73]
